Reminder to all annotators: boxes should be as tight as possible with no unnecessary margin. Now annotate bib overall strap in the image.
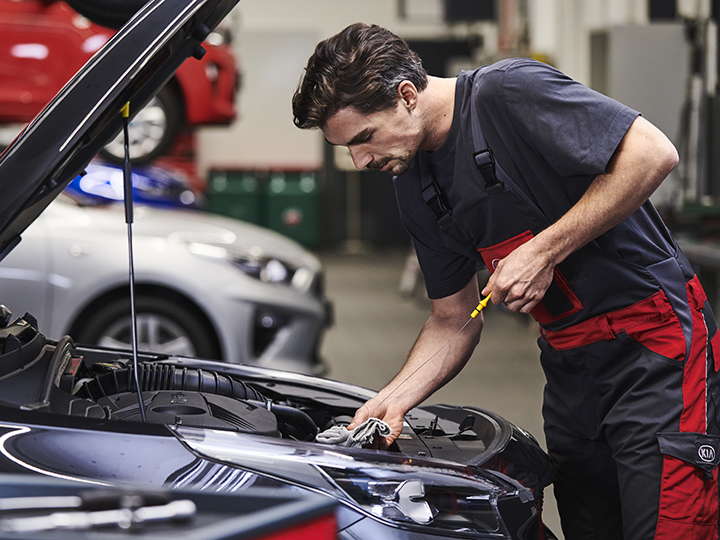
[469,74,503,195]
[469,72,549,221]
[417,158,472,243]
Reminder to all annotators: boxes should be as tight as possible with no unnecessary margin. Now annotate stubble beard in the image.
[367,148,417,176]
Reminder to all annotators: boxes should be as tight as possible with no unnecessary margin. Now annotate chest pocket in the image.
[476,230,583,325]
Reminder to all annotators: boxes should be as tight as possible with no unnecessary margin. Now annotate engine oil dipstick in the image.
[371,292,492,417]
[471,292,491,318]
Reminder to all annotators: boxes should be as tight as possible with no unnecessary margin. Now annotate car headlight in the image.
[170,427,537,538]
[187,242,312,289]
[320,463,537,538]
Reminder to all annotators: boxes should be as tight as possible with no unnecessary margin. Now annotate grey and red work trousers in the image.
[539,276,720,539]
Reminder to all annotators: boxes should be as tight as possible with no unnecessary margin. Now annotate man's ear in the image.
[397,80,418,111]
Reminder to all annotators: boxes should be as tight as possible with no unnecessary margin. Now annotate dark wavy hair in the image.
[292,23,428,129]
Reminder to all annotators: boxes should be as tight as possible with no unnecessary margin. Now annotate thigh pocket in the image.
[655,432,719,539]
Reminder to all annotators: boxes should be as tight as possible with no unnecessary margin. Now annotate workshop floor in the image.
[318,248,563,539]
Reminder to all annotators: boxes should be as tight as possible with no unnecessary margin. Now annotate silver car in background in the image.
[0,193,331,375]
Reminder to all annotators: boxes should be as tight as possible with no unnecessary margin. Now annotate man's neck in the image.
[419,76,457,152]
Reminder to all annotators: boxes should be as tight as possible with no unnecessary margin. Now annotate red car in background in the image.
[0,0,238,163]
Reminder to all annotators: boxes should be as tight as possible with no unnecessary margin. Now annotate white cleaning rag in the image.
[316,417,392,448]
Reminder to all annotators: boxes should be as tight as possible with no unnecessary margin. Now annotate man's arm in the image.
[483,115,679,312]
[348,276,484,448]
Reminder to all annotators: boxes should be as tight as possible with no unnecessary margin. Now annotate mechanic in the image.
[292,23,720,540]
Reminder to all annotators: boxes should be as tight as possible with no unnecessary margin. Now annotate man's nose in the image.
[349,146,372,170]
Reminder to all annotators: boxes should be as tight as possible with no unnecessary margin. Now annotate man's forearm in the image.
[348,276,483,444]
[370,302,483,414]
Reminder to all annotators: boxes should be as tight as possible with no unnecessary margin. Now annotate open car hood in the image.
[0,0,240,262]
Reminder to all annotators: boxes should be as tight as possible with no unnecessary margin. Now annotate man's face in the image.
[323,101,421,176]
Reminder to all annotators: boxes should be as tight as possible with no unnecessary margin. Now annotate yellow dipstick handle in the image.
[470,292,492,318]
[120,102,130,118]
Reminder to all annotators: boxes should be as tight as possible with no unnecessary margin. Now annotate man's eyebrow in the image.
[324,128,374,147]
[346,128,373,146]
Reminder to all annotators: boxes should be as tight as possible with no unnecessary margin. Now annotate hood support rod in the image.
[121,102,147,423]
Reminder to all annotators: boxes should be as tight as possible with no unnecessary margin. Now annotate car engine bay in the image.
[0,309,350,441]
[0,309,495,452]
[0,306,557,493]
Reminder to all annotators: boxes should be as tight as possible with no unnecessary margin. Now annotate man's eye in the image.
[348,131,374,146]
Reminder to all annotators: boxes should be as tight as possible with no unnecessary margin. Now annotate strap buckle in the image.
[473,148,503,189]
[421,181,451,219]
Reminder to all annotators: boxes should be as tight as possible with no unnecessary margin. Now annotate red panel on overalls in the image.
[541,290,685,360]
[655,276,718,540]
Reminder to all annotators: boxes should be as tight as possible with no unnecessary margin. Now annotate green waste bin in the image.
[206,171,263,224]
[264,171,320,248]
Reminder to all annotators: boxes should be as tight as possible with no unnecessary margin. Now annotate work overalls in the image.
[413,68,720,539]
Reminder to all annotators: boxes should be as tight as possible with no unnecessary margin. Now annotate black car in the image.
[0,1,556,538]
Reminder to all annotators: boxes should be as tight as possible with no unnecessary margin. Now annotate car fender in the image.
[47,225,319,365]
[48,233,230,348]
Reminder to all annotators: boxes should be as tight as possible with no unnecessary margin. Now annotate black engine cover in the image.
[98,391,279,436]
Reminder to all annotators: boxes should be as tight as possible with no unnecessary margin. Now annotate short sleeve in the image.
[478,59,639,177]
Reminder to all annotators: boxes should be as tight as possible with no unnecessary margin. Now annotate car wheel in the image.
[64,0,147,29]
[99,86,183,165]
[73,296,221,359]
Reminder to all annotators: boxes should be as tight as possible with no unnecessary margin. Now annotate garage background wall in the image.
[197,0,688,249]
[197,0,402,174]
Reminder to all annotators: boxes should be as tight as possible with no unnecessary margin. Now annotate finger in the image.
[518,296,543,314]
[487,263,515,305]
[481,274,495,297]
[505,292,541,313]
[347,404,371,430]
[488,278,509,305]
[379,431,399,449]
[362,429,385,450]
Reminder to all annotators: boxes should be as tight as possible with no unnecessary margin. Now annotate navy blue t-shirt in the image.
[394,58,647,299]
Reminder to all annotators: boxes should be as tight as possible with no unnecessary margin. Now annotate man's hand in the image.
[481,238,555,314]
[348,399,405,449]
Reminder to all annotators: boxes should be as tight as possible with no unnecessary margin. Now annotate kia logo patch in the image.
[698,444,716,463]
